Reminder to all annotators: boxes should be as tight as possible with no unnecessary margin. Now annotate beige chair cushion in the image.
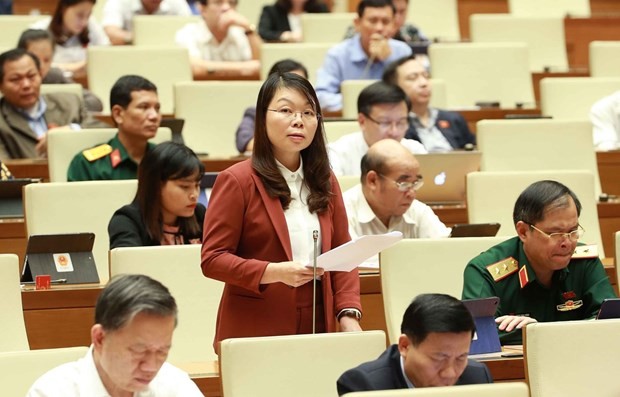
[0,254,29,352]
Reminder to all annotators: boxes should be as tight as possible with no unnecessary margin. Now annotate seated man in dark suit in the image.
[383,55,475,152]
[337,293,492,394]
[0,49,104,160]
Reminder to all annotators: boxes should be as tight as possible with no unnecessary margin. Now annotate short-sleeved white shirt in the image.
[102,0,192,31]
[175,19,251,61]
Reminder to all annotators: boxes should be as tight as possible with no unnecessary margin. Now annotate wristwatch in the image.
[245,24,256,35]
[337,309,362,321]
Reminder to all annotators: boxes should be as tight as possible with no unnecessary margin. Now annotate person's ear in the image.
[111,105,124,126]
[397,334,411,357]
[358,113,367,130]
[91,324,105,351]
[515,220,530,242]
[353,16,361,32]
[366,170,380,188]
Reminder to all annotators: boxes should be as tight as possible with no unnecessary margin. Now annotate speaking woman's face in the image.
[265,87,318,170]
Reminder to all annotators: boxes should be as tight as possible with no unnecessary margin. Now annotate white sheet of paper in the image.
[310,231,403,272]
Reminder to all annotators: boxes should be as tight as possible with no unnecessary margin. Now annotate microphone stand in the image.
[312,230,318,334]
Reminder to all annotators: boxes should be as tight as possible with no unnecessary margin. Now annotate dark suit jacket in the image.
[258,3,329,41]
[337,344,493,395]
[108,201,206,249]
[0,92,105,160]
[406,109,476,150]
[44,67,104,112]
[201,159,361,347]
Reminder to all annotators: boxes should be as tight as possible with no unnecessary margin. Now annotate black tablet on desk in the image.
[462,297,501,355]
[450,223,501,238]
[596,298,620,320]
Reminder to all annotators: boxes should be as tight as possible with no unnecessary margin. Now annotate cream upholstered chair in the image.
[469,14,567,72]
[616,231,620,290]
[337,175,361,193]
[40,83,84,97]
[524,320,620,397]
[174,81,262,157]
[0,254,29,352]
[0,15,46,47]
[428,42,534,108]
[133,15,200,46]
[407,0,459,41]
[539,77,620,120]
[220,331,386,397]
[476,119,601,197]
[237,0,271,29]
[340,79,448,119]
[301,12,356,43]
[508,0,589,17]
[0,346,89,396]
[261,43,332,83]
[466,170,604,257]
[379,237,506,344]
[24,180,138,283]
[109,245,224,364]
[589,41,620,78]
[324,120,359,144]
[342,383,530,397]
[87,46,192,114]
[47,127,171,182]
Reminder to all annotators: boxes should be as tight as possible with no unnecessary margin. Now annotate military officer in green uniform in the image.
[67,75,161,181]
[462,180,617,345]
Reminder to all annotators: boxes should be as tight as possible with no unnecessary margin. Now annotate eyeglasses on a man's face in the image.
[378,174,424,192]
[528,224,585,242]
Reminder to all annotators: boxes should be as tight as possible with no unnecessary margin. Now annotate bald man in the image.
[343,139,450,245]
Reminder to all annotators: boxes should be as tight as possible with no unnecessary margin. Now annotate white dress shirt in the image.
[175,19,251,62]
[102,0,192,31]
[590,90,620,151]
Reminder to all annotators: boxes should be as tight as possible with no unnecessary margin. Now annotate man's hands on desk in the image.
[496,315,537,332]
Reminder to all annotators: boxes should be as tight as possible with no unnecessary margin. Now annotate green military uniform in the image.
[462,236,617,345]
[67,134,155,181]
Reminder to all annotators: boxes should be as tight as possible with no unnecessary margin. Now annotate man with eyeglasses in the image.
[462,180,617,345]
[343,139,449,252]
[328,81,426,176]
[383,55,475,152]
[175,0,261,79]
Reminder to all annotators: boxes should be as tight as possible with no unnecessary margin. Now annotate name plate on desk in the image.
[21,233,99,284]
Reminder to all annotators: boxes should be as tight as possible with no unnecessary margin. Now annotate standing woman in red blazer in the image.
[201,72,362,350]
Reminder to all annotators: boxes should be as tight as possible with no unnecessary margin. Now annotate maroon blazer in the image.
[201,160,361,348]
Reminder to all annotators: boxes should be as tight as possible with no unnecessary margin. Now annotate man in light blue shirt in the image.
[315,0,412,112]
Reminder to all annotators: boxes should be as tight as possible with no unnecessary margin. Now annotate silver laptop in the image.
[414,151,482,205]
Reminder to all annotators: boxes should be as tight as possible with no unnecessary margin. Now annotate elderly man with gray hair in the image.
[27,274,203,396]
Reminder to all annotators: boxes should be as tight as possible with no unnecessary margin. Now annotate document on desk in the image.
[313,231,403,272]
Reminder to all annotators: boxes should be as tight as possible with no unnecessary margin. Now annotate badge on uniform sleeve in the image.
[82,144,112,162]
[486,257,518,282]
[518,266,529,289]
[438,120,451,129]
[110,149,122,168]
[572,245,598,259]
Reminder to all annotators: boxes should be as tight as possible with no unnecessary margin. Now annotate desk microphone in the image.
[312,230,318,334]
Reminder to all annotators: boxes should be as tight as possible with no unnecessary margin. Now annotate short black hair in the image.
[109,74,157,110]
[357,81,411,115]
[357,0,395,17]
[95,274,177,332]
[401,293,476,345]
[382,55,417,86]
[512,180,582,226]
[267,59,308,79]
[17,29,56,51]
[0,49,40,82]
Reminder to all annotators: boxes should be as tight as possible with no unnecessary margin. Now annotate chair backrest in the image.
[24,180,138,283]
[0,254,29,352]
[470,14,567,72]
[301,12,356,43]
[589,41,620,78]
[0,346,89,396]
[261,42,332,83]
[47,127,171,182]
[342,382,531,397]
[429,42,534,108]
[0,15,47,47]
[508,0,590,17]
[540,77,620,120]
[109,245,224,364]
[616,231,620,290]
[524,320,620,397]
[407,0,460,41]
[220,331,387,397]
[476,119,601,197]
[133,15,201,46]
[380,237,506,344]
[40,83,84,97]
[87,46,192,114]
[337,175,361,193]
[340,79,447,119]
[174,81,262,157]
[237,0,271,29]
[466,170,604,257]
[324,120,360,144]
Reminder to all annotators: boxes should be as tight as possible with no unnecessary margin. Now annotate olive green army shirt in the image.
[67,134,155,182]
[462,236,617,345]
